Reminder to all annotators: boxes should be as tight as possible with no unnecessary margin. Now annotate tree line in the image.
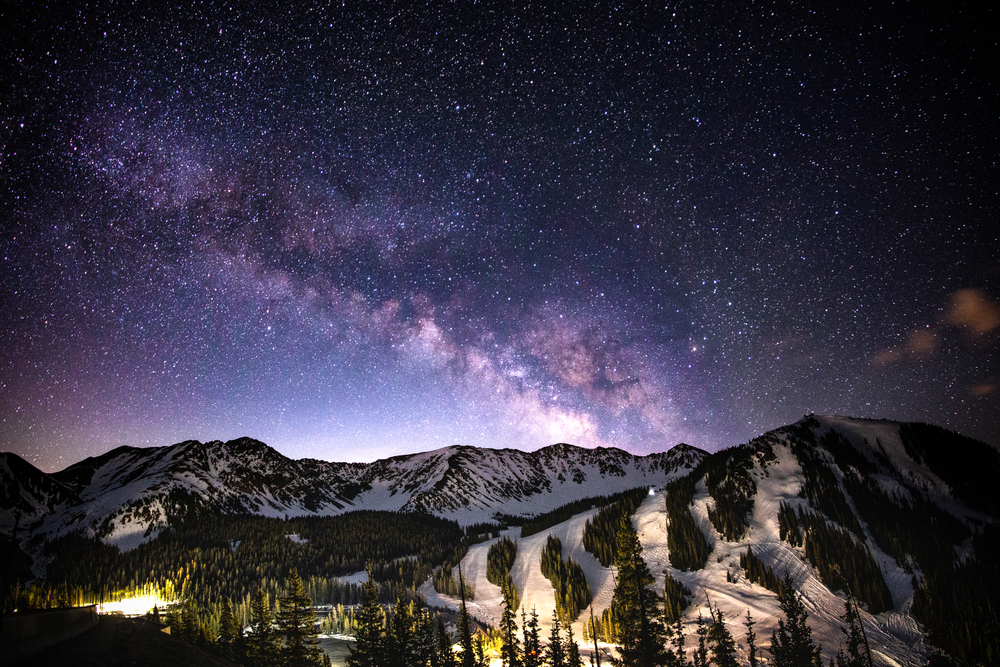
[703,443,761,542]
[582,488,649,567]
[433,536,477,600]
[539,535,592,625]
[520,488,651,539]
[4,510,465,622]
[487,536,520,611]
[738,546,784,598]
[785,422,863,536]
[776,498,892,614]
[662,477,710,571]
[150,568,332,667]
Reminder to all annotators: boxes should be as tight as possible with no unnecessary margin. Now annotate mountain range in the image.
[0,436,704,551]
[2,414,999,665]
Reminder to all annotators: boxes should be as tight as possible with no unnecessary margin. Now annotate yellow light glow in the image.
[97,594,173,617]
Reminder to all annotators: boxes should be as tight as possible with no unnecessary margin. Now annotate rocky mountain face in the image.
[0,437,704,550]
[0,452,79,527]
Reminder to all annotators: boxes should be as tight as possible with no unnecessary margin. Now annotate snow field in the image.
[426,433,932,666]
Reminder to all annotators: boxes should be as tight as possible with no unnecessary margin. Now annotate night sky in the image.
[3,2,997,472]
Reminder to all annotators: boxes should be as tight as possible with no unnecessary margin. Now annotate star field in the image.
[2,1,997,471]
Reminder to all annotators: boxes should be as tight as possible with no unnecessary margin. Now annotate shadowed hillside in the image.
[9,614,238,667]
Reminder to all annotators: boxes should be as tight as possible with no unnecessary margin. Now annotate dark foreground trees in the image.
[609,518,667,667]
[347,564,468,667]
[278,569,326,666]
[247,588,279,667]
[347,565,385,667]
[244,571,329,667]
[769,574,822,667]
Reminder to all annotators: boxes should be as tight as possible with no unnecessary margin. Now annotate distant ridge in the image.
[0,438,703,550]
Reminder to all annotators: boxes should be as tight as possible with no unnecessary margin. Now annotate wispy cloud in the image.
[969,383,996,397]
[946,289,1000,336]
[871,288,998,366]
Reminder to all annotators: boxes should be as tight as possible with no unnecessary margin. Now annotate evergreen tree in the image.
[500,579,522,667]
[663,478,711,571]
[248,589,278,667]
[488,536,520,608]
[458,568,477,667]
[436,616,457,667]
[541,535,593,624]
[693,612,708,667]
[582,489,649,567]
[388,595,414,667]
[740,546,785,597]
[670,617,685,667]
[182,600,200,643]
[413,607,437,667]
[769,575,822,667]
[523,607,542,667]
[474,632,490,667]
[609,518,667,667]
[547,608,566,667]
[197,620,216,649]
[278,569,325,666]
[744,610,759,667]
[835,598,871,667]
[219,599,239,661]
[706,605,738,667]
[565,623,583,667]
[347,565,385,667]
[661,574,688,625]
[662,619,679,667]
[165,604,182,637]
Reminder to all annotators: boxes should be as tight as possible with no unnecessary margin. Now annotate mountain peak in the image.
[1,437,706,547]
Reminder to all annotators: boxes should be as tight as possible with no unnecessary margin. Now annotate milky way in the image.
[2,2,997,471]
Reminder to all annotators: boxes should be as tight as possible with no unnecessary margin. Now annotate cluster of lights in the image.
[97,594,174,617]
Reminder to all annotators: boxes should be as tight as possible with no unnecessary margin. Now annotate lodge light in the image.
[97,593,173,616]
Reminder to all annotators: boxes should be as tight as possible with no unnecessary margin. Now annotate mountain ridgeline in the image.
[0,440,703,551]
[2,415,998,666]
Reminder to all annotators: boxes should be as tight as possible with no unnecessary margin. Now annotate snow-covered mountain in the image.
[3,415,997,665]
[422,415,998,666]
[0,451,79,527]
[0,438,704,550]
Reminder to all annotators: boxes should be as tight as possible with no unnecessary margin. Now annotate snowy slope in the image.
[1,438,704,550]
[0,452,79,533]
[3,415,995,664]
[422,416,997,666]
